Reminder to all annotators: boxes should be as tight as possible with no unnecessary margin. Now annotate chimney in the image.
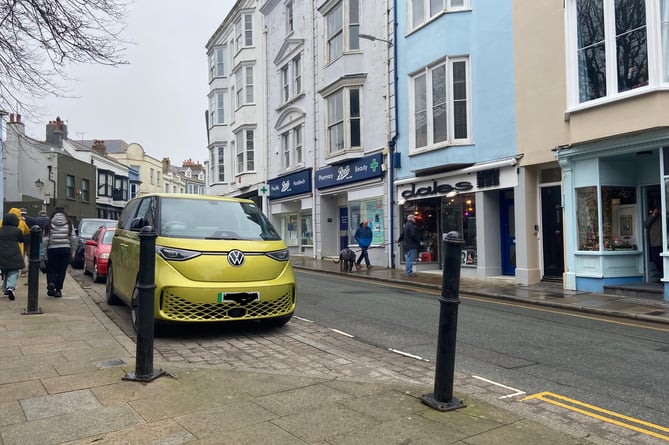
[91,140,107,155]
[6,112,25,138]
[162,157,170,173]
[45,116,68,147]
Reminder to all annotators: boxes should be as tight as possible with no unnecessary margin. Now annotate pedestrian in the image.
[399,214,421,277]
[0,212,26,301]
[1,208,31,276]
[354,219,373,269]
[42,207,77,298]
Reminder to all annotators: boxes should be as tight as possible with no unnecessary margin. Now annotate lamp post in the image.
[359,33,393,47]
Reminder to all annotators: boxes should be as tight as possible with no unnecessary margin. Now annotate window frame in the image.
[234,65,254,108]
[565,0,661,108]
[325,86,362,155]
[235,128,255,174]
[286,1,294,34]
[209,90,226,126]
[209,46,226,81]
[409,56,471,152]
[408,0,471,31]
[280,124,304,170]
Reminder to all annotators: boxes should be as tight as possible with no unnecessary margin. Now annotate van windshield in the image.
[159,198,282,241]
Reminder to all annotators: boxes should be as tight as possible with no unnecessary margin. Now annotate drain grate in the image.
[98,359,126,368]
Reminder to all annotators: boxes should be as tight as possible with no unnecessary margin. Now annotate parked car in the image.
[83,226,116,282]
[106,194,296,331]
[71,218,117,268]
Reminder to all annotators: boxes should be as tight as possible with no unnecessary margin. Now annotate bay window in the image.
[410,57,470,151]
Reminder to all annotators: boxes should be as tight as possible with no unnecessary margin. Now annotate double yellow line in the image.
[523,392,669,441]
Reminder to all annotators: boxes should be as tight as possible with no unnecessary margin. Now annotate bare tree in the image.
[0,0,128,115]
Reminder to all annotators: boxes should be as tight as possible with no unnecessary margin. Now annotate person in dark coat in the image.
[0,212,26,300]
[399,214,421,277]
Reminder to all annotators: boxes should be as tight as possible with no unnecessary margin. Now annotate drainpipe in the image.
[47,165,56,209]
[389,0,400,269]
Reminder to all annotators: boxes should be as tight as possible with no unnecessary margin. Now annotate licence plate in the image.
[217,292,259,304]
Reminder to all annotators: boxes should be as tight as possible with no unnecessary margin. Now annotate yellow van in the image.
[106,194,296,330]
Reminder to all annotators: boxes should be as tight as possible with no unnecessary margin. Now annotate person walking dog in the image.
[0,212,26,300]
[354,220,373,269]
[42,208,77,298]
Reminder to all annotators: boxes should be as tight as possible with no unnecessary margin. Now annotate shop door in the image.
[339,207,349,250]
[541,186,564,280]
[500,190,516,275]
[644,185,662,282]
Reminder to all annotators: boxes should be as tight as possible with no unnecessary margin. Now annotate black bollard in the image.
[22,225,44,315]
[420,231,466,411]
[123,226,166,382]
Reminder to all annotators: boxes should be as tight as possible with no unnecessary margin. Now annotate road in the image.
[71,266,669,438]
[294,270,669,428]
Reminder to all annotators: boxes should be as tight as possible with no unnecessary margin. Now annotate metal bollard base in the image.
[420,393,466,412]
[123,369,167,383]
[21,308,44,315]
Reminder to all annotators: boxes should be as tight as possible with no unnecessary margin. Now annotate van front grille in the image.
[160,290,294,321]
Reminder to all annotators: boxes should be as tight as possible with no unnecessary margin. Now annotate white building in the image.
[206,0,268,210]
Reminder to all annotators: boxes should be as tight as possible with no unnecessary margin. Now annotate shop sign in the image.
[399,180,474,200]
[315,153,384,189]
[268,168,312,200]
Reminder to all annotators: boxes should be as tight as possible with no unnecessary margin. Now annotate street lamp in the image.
[359,33,393,47]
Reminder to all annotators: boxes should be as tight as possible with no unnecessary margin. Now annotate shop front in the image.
[315,153,387,265]
[395,158,519,279]
[556,142,669,299]
[268,168,314,256]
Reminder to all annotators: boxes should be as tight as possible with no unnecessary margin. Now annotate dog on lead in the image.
[333,248,357,272]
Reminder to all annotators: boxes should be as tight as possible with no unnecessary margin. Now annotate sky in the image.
[23,0,235,166]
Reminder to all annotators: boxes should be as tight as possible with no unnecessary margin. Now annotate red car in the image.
[84,226,116,282]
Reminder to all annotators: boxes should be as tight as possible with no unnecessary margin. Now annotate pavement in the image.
[0,261,666,445]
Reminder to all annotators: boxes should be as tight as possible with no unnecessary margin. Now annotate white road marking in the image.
[472,375,526,399]
[388,348,430,361]
[330,328,354,337]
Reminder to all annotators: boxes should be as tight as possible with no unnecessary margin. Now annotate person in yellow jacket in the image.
[0,208,30,256]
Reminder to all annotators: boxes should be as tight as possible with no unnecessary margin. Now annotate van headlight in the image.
[265,249,290,261]
[156,246,201,261]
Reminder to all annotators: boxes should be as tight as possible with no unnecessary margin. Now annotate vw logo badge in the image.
[228,249,245,266]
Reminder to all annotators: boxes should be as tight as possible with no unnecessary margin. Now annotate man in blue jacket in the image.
[354,220,373,269]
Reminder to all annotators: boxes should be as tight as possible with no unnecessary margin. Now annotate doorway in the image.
[339,207,349,250]
[644,185,662,282]
[541,185,564,280]
[500,189,516,275]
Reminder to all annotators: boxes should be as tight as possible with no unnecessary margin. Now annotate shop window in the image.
[443,193,476,264]
[602,186,637,250]
[348,198,384,245]
[277,214,299,247]
[576,187,599,250]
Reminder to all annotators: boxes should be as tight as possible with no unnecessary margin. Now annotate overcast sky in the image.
[23,0,235,165]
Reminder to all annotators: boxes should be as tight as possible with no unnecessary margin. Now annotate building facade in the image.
[3,115,97,225]
[393,0,519,279]
[206,0,268,210]
[553,0,669,299]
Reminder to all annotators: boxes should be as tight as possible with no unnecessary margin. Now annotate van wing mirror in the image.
[130,217,146,231]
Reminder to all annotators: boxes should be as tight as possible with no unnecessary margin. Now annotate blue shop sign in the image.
[268,168,312,200]
[315,153,384,189]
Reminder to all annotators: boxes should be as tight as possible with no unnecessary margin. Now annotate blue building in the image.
[393,0,519,279]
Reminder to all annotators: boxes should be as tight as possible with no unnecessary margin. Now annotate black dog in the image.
[334,248,357,272]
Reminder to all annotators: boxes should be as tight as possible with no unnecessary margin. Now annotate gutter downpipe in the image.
[389,0,399,269]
